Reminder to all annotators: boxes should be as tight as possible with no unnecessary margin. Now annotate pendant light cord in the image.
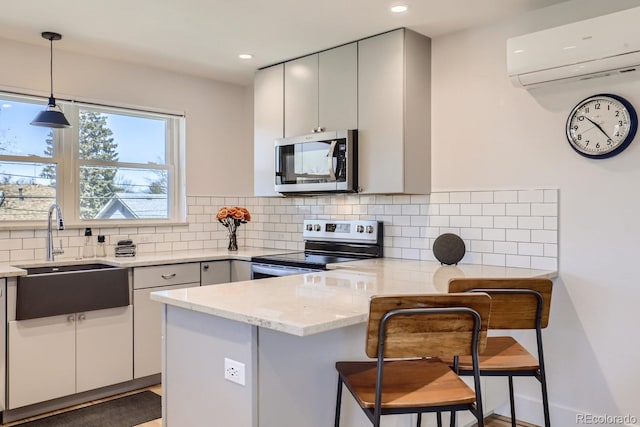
[49,36,54,99]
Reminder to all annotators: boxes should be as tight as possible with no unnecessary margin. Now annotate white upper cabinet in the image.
[253,29,430,196]
[358,29,431,194]
[284,43,357,137]
[254,64,284,197]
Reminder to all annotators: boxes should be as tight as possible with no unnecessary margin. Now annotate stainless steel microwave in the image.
[275,129,357,194]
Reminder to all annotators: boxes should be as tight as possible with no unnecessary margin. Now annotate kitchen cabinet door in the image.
[284,44,358,138]
[8,315,76,409]
[285,54,319,137]
[358,28,431,194]
[318,43,358,133]
[231,260,252,282]
[76,306,133,392]
[254,64,284,196]
[201,260,231,285]
[134,283,199,378]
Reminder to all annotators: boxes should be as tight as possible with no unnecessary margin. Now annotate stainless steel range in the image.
[251,219,383,279]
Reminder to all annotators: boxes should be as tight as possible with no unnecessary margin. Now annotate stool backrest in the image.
[448,278,553,330]
[365,293,491,359]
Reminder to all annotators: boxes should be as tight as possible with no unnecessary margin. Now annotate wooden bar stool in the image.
[447,278,553,427]
[334,293,492,427]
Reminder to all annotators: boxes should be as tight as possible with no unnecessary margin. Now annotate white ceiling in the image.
[0,0,568,86]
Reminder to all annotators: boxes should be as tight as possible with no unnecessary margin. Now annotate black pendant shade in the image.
[31,31,71,128]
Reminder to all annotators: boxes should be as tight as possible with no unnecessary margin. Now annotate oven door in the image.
[275,129,355,193]
[251,263,322,280]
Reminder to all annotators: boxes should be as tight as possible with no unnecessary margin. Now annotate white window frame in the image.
[0,91,186,228]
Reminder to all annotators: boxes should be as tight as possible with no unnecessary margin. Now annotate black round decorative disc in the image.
[433,233,466,265]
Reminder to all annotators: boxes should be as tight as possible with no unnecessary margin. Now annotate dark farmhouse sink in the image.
[16,263,129,321]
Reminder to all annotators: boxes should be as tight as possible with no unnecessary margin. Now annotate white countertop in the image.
[0,247,293,277]
[151,260,557,337]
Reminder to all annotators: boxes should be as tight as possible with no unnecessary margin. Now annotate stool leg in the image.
[334,376,343,427]
[450,411,456,427]
[436,411,442,427]
[508,376,516,427]
[539,370,551,427]
[416,412,422,427]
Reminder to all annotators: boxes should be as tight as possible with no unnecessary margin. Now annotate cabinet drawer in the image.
[133,263,200,289]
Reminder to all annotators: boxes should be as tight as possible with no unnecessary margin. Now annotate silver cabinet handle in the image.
[78,314,86,321]
[67,315,75,322]
[161,273,177,280]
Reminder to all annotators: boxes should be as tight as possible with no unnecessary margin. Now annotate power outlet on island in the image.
[224,357,246,386]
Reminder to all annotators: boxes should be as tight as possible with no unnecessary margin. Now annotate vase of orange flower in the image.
[216,206,251,251]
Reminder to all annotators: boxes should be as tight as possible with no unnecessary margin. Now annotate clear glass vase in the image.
[227,223,238,251]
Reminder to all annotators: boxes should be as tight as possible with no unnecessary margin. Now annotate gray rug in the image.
[14,391,161,427]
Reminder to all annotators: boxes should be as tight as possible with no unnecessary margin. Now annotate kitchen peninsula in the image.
[152,259,556,427]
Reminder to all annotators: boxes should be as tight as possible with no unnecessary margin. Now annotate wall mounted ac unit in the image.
[507,6,640,88]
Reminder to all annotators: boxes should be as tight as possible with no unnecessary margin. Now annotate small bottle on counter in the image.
[82,227,95,258]
[96,235,107,257]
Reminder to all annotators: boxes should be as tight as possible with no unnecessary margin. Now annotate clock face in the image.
[566,94,638,159]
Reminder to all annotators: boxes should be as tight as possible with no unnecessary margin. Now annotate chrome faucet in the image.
[47,203,64,261]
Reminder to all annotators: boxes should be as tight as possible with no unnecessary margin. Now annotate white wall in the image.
[432,0,640,425]
[0,36,254,196]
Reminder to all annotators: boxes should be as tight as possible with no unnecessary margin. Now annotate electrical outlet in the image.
[224,357,246,386]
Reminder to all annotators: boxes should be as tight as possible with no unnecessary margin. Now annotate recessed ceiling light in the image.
[238,53,253,60]
[391,5,408,13]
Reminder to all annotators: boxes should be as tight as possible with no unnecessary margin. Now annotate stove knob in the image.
[356,225,364,233]
[366,225,374,234]
[313,224,321,232]
[305,224,313,231]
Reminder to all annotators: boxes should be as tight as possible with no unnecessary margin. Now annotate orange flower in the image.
[217,206,251,223]
[216,207,228,220]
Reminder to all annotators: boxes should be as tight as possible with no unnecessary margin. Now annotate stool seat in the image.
[336,358,476,409]
[443,336,540,372]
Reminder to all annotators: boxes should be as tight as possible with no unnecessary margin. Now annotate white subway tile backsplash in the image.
[518,217,544,230]
[494,241,518,255]
[471,216,493,228]
[494,216,518,229]
[543,189,558,203]
[531,203,557,216]
[450,192,471,203]
[532,230,558,244]
[506,203,531,216]
[471,192,494,203]
[518,242,544,256]
[460,228,482,240]
[518,190,544,203]
[482,204,506,216]
[450,216,471,228]
[460,204,482,215]
[494,191,518,203]
[483,253,506,267]
[429,193,450,204]
[440,204,460,215]
[483,228,506,241]
[0,188,558,271]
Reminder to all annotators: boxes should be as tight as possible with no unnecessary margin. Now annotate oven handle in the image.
[251,263,320,277]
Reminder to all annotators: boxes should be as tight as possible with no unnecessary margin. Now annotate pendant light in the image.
[31,31,71,128]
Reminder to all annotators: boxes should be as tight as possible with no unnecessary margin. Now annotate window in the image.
[0,92,185,225]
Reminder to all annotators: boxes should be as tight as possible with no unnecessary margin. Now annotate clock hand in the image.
[583,116,613,140]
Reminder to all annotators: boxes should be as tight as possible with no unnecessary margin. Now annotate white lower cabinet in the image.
[133,282,199,378]
[231,260,252,282]
[8,306,133,409]
[133,262,203,379]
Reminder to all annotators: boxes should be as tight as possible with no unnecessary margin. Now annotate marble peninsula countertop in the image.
[151,259,557,337]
